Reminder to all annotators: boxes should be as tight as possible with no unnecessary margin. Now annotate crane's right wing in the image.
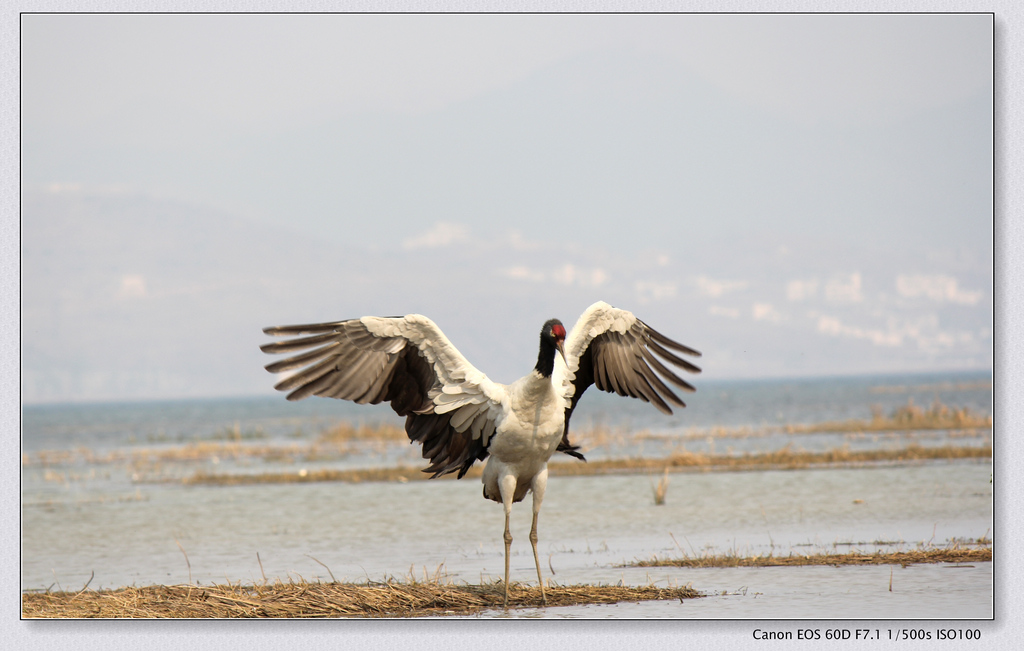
[261,314,506,479]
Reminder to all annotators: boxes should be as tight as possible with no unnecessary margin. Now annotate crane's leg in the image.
[499,473,517,607]
[530,468,548,606]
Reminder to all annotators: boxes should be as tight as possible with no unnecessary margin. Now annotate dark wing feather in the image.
[261,317,494,478]
[561,311,701,454]
[571,319,700,414]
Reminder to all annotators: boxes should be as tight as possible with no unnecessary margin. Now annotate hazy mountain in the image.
[21,184,991,403]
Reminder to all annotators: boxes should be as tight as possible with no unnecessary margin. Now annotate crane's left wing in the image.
[554,301,702,453]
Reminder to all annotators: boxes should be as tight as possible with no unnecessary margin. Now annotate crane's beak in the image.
[556,339,566,364]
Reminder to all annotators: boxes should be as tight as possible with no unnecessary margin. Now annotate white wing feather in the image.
[360,315,505,437]
[553,301,636,402]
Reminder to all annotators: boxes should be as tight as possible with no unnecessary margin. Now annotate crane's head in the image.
[541,318,567,364]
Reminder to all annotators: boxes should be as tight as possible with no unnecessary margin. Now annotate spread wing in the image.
[260,314,505,479]
[553,301,702,454]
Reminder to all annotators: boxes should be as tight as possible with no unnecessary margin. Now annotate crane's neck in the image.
[534,335,558,378]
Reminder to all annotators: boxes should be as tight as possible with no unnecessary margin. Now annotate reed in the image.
[784,398,991,434]
[652,468,670,505]
[630,547,991,569]
[180,443,991,486]
[23,399,990,473]
[316,422,407,443]
[21,580,702,618]
[21,422,408,470]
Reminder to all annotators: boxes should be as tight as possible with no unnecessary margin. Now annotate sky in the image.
[18,12,994,403]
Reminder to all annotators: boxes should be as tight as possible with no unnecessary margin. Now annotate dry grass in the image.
[631,547,991,569]
[22,424,409,475]
[23,399,990,479]
[652,468,670,505]
[23,440,307,468]
[316,422,408,443]
[24,398,991,490]
[578,399,991,447]
[22,580,702,618]
[182,465,437,486]
[784,399,991,434]
[549,442,991,475]
[181,443,991,486]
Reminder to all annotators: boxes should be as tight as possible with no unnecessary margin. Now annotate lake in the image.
[21,371,993,618]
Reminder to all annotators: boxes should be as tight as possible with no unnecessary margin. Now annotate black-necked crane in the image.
[260,300,700,606]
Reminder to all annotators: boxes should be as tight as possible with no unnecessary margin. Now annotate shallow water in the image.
[21,373,993,618]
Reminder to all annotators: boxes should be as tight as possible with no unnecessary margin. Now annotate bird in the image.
[260,300,700,606]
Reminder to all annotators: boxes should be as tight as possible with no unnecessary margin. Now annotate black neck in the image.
[534,335,558,378]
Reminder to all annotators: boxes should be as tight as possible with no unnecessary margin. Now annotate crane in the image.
[260,300,700,606]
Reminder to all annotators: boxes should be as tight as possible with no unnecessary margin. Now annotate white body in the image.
[482,370,566,504]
